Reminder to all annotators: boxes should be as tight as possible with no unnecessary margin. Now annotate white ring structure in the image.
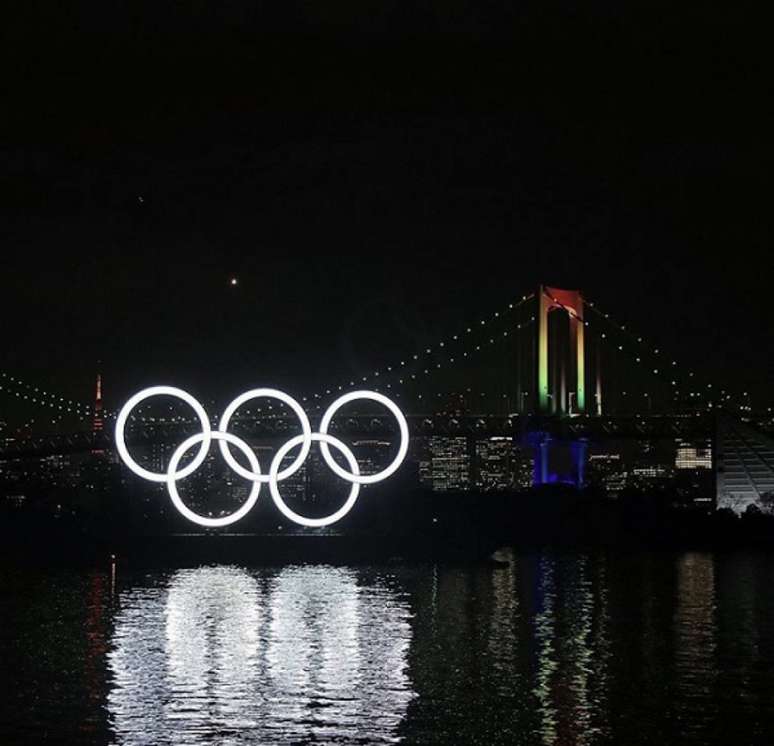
[318,390,410,484]
[167,431,262,527]
[218,388,312,483]
[115,386,211,483]
[114,385,409,527]
[269,433,360,528]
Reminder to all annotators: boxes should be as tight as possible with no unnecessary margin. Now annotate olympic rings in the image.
[168,431,262,527]
[319,391,410,485]
[269,433,360,528]
[114,386,409,527]
[115,386,211,483]
[218,388,312,483]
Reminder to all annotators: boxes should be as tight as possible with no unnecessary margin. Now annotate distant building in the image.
[512,447,536,489]
[675,440,712,470]
[475,437,513,491]
[350,439,394,478]
[419,436,471,492]
[630,439,675,486]
[674,439,714,509]
[473,436,534,491]
[632,465,672,479]
[417,435,534,492]
[587,452,627,496]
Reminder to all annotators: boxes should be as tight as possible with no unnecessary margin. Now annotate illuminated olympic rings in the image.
[114,386,409,528]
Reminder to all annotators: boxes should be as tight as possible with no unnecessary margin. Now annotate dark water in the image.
[3,550,774,745]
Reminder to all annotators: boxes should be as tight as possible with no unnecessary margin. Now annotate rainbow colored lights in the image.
[538,286,585,414]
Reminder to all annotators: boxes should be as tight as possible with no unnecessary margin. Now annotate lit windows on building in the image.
[419,436,471,492]
[675,441,712,470]
[512,448,535,489]
[472,437,535,491]
[632,465,672,479]
[417,436,534,492]
[628,463,676,492]
[475,437,513,491]
[587,452,627,496]
[350,439,393,478]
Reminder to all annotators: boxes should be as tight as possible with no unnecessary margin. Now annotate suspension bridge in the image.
[1,286,771,511]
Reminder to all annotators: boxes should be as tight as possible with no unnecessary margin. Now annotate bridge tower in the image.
[537,285,585,415]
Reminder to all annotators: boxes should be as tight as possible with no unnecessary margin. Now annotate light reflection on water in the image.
[533,555,558,745]
[673,554,717,743]
[6,552,774,744]
[107,566,414,745]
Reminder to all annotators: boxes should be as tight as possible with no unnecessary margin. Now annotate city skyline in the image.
[3,5,774,745]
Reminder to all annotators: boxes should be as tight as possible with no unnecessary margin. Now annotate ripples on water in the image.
[4,552,774,744]
[109,566,413,744]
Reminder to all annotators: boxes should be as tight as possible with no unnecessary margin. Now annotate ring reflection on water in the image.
[107,566,414,745]
[8,552,774,744]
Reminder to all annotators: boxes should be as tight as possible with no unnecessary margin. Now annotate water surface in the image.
[3,550,774,744]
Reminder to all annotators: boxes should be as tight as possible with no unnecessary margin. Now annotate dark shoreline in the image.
[4,487,774,567]
[4,523,774,569]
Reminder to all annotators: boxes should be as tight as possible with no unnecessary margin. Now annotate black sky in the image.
[1,3,771,418]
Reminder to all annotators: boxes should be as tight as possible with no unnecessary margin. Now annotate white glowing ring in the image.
[167,430,262,527]
[115,386,211,483]
[269,433,360,528]
[217,388,312,483]
[318,390,409,484]
[115,386,409,528]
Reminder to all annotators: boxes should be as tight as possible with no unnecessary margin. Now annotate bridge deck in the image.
[1,414,715,460]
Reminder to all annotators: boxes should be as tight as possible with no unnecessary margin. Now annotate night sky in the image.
[1,3,770,418]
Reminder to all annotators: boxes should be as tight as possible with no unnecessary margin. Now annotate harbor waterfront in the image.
[2,3,770,740]
[3,549,774,745]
